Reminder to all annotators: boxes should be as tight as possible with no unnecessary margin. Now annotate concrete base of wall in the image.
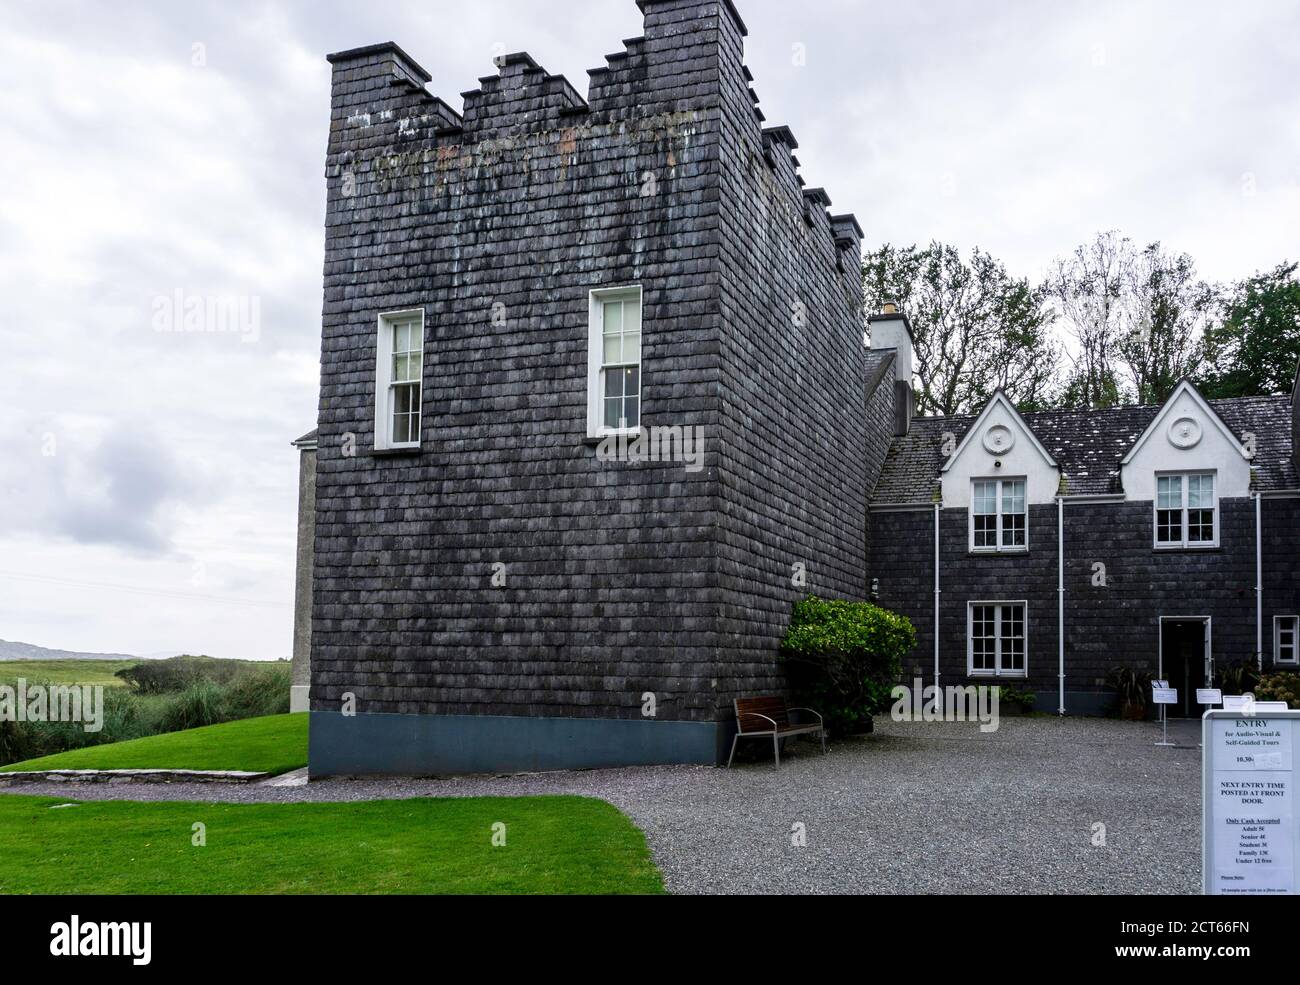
[308,710,729,777]
[290,686,310,714]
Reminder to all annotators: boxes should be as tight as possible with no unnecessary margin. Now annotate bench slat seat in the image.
[728,695,827,767]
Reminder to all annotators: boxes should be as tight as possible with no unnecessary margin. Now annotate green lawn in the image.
[0,714,306,776]
[0,659,136,687]
[0,794,664,894]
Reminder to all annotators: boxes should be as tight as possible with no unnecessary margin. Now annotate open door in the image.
[1160,617,1210,718]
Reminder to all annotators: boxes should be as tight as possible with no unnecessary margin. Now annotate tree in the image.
[862,241,1059,416]
[1118,243,1217,405]
[1197,262,1300,398]
[1047,233,1216,407]
[1045,231,1132,409]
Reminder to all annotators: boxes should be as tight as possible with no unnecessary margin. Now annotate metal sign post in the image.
[1202,709,1300,895]
[1195,689,1222,749]
[1152,680,1177,747]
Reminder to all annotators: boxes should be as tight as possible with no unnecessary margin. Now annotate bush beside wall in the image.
[781,596,916,737]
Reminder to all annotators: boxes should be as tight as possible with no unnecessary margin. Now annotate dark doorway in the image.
[1161,619,1208,718]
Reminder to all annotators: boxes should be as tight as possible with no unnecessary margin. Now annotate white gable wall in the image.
[1121,385,1252,500]
[941,398,1060,508]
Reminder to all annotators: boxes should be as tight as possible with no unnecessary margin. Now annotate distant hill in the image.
[0,639,142,662]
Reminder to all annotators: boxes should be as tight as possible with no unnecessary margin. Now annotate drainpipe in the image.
[1256,491,1263,672]
[1058,496,1065,716]
[934,501,941,692]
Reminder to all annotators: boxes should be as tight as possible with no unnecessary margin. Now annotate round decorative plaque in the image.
[1168,416,1202,449]
[983,425,1015,456]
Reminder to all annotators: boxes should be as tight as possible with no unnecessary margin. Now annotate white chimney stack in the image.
[868,302,915,435]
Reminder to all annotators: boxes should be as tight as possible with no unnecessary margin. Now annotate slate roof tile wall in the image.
[311,0,867,724]
[710,1,870,708]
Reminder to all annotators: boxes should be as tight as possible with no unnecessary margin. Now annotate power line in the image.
[0,571,290,609]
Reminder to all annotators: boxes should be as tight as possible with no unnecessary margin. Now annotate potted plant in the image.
[1107,667,1152,720]
[996,684,1036,716]
[1215,660,1261,697]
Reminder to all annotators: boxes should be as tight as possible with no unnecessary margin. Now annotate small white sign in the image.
[1257,702,1292,712]
[1198,688,1223,706]
[1153,686,1178,706]
[1224,695,1254,712]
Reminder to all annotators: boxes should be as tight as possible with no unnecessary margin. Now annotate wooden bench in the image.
[727,696,826,767]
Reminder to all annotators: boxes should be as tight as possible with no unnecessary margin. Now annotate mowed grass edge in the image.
[0,794,665,895]
[0,714,307,775]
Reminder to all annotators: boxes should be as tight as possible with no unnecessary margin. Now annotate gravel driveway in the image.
[1,716,1204,894]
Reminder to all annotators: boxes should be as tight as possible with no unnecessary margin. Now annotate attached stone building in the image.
[869,358,1300,716]
[292,0,1300,774]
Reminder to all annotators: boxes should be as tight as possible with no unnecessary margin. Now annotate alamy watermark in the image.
[595,425,705,474]
[50,916,150,965]
[890,677,1000,733]
[152,288,261,342]
[0,679,104,733]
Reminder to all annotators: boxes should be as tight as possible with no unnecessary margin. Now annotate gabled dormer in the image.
[940,392,1060,553]
[1120,379,1252,549]
[1119,379,1252,500]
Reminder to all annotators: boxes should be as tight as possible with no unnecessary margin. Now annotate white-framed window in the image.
[374,309,425,450]
[970,478,1027,552]
[968,601,1027,677]
[1276,616,1300,665]
[587,286,642,438]
[1154,472,1217,548]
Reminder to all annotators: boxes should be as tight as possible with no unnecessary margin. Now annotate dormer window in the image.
[1155,472,1217,548]
[970,478,1027,553]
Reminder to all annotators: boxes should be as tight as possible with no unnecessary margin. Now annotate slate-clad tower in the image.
[307,0,870,774]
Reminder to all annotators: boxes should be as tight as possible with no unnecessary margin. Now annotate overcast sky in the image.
[1,0,1296,659]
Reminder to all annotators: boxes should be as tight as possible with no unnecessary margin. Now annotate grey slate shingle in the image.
[871,394,1297,505]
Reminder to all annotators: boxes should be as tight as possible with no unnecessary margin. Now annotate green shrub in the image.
[1256,672,1300,709]
[158,679,228,732]
[114,655,277,694]
[223,666,291,720]
[1215,660,1261,696]
[780,596,916,737]
[996,684,1036,713]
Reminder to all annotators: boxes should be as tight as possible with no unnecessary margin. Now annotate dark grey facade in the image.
[307,0,873,775]
[868,391,1300,715]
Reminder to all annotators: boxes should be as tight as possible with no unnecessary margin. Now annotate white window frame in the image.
[1276,615,1300,665]
[1153,471,1218,549]
[374,309,425,451]
[969,477,1029,554]
[586,285,643,439]
[967,601,1028,678]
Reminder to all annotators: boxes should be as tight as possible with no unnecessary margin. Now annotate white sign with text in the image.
[1204,712,1299,895]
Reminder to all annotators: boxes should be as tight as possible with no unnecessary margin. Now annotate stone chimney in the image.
[868,302,916,435]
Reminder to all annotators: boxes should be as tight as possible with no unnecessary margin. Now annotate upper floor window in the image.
[375,310,424,450]
[587,286,642,438]
[1155,472,1216,548]
[968,601,1027,678]
[970,478,1027,552]
[1276,616,1299,665]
